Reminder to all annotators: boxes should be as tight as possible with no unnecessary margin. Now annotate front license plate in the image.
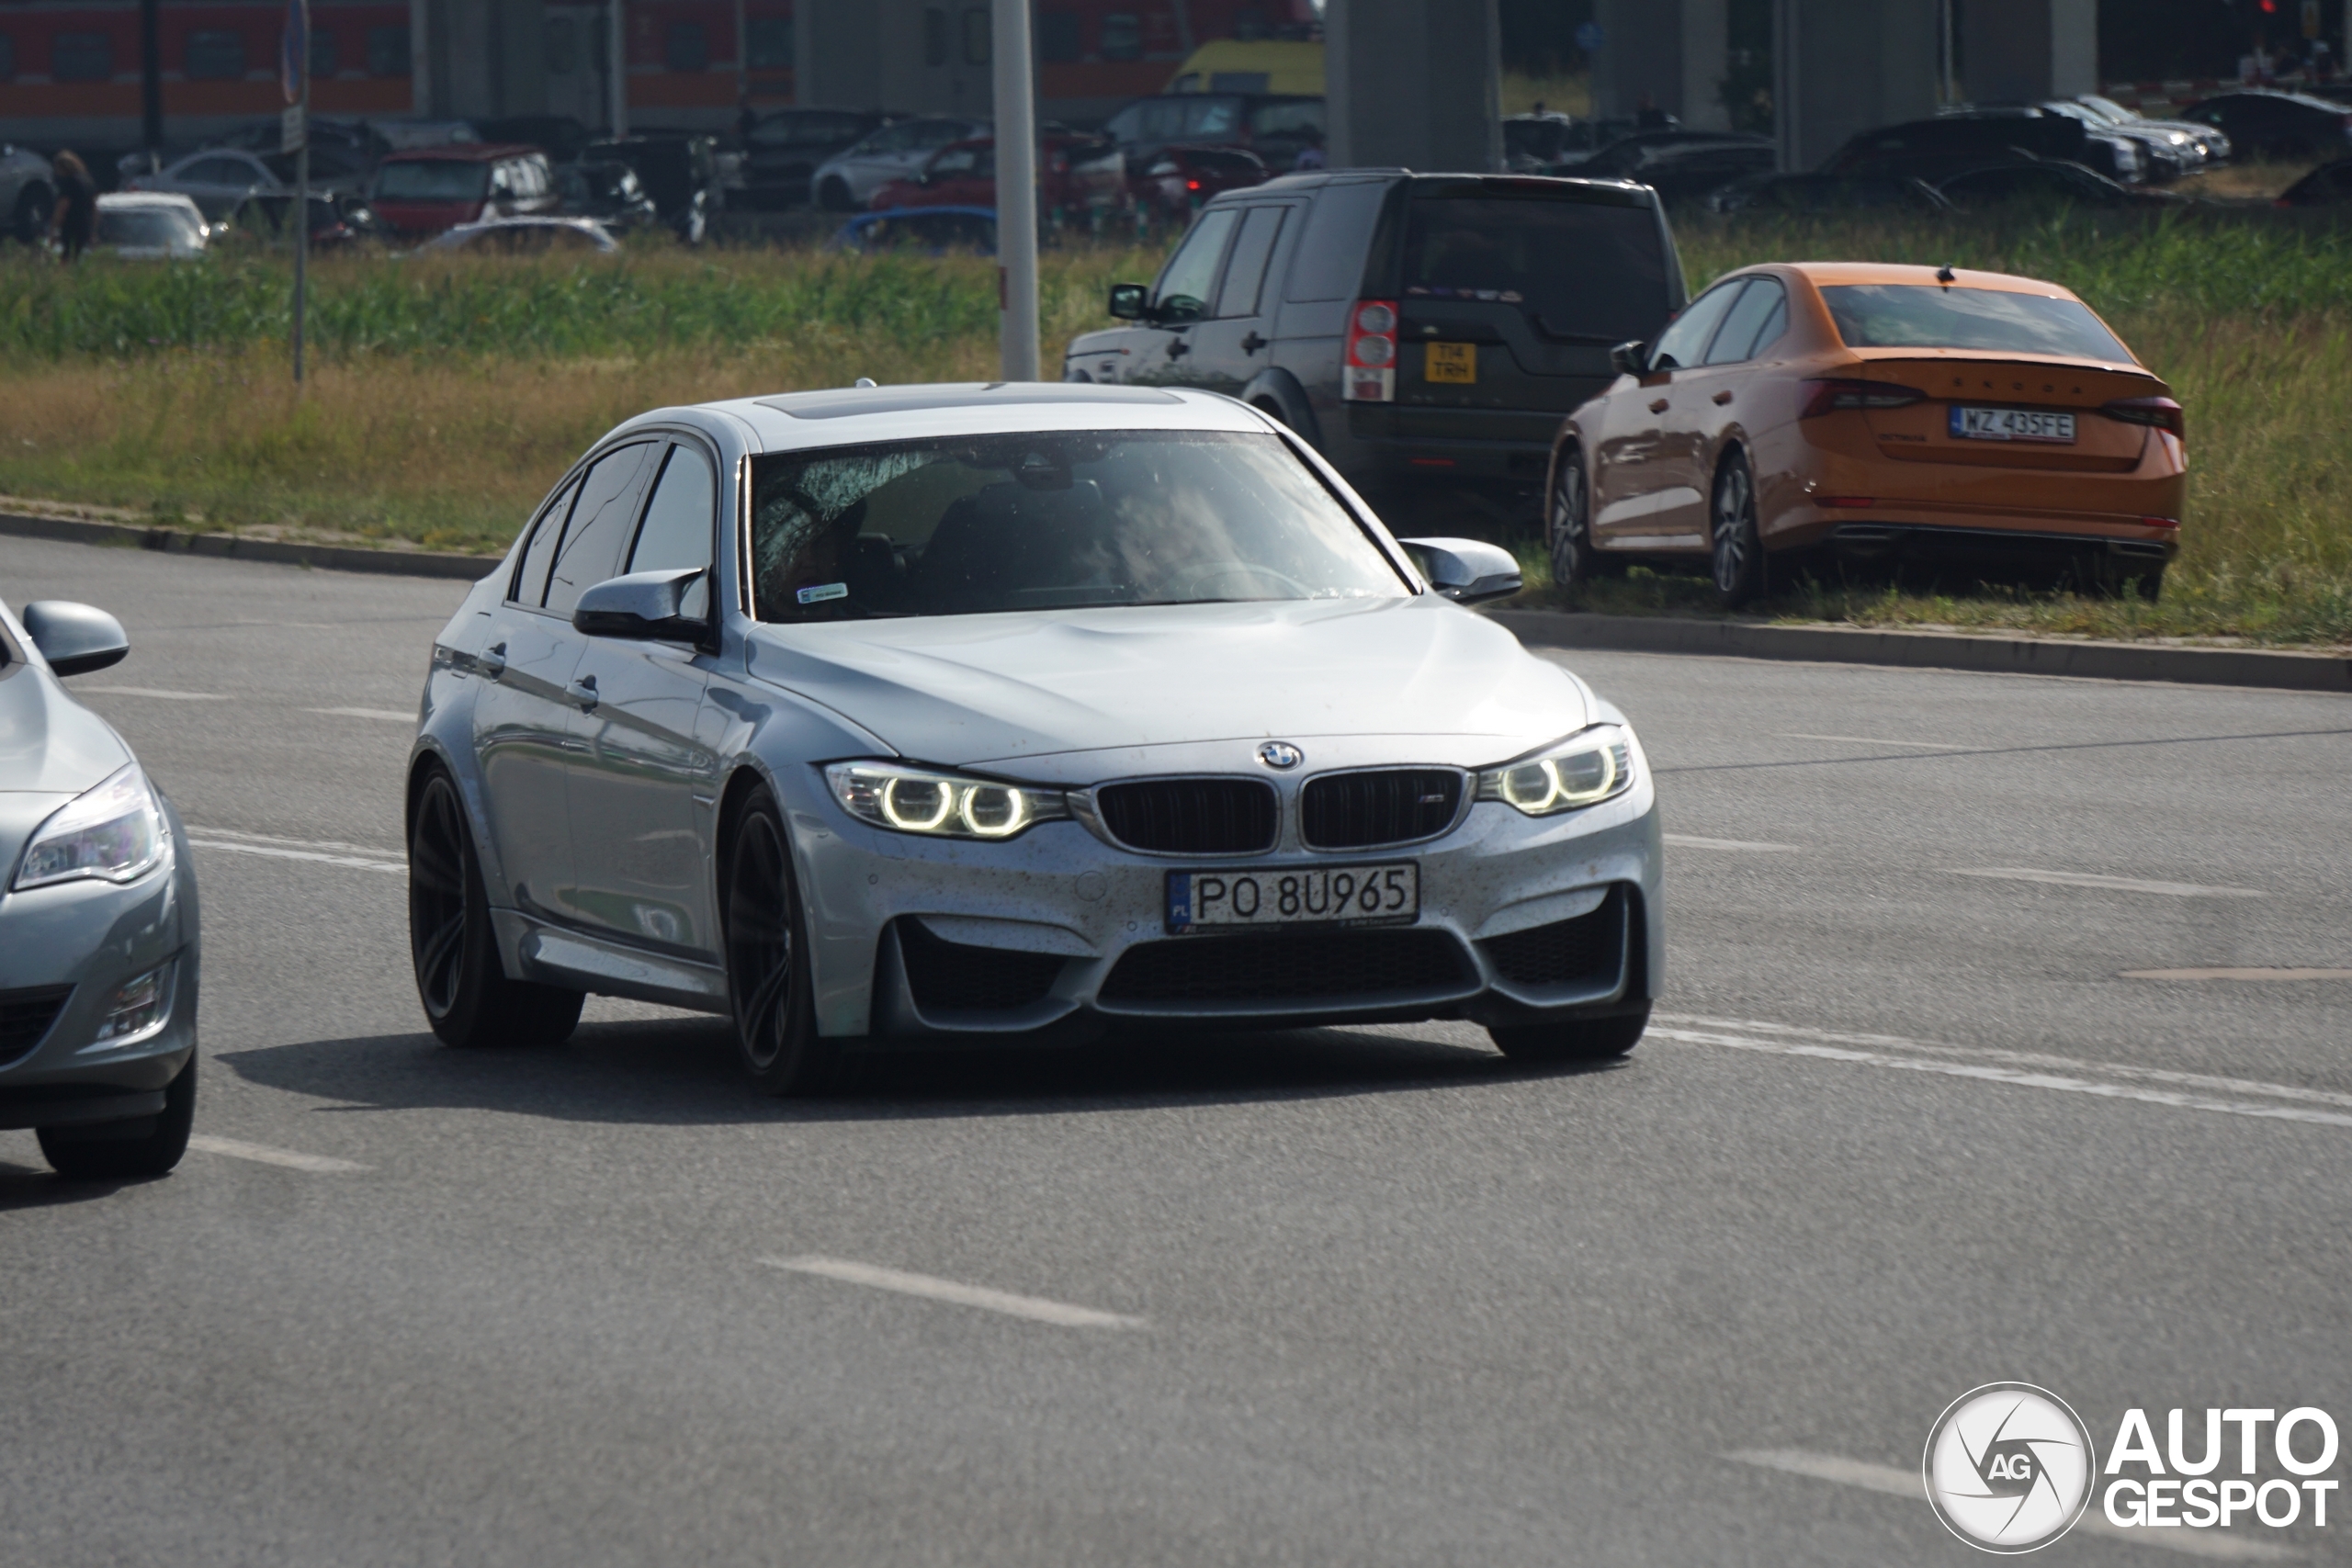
[1425,342,1476,384]
[1951,405,2076,443]
[1166,863,1419,933]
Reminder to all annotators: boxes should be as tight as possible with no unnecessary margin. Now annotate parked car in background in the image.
[869,134,1127,225]
[739,109,893,209]
[369,144,557,237]
[1069,173,1686,524]
[2276,157,2352,206]
[91,193,208,258]
[810,117,984,211]
[3,143,54,243]
[1132,144,1269,223]
[223,191,380,250]
[1544,263,2183,607]
[124,147,287,220]
[122,117,386,196]
[2177,90,2352,160]
[557,160,662,234]
[583,134,719,243]
[2034,100,2182,180]
[0,592,202,1179]
[1572,134,1778,205]
[1101,93,1325,170]
[1823,108,2103,184]
[1938,161,2186,210]
[1709,172,1951,216]
[831,206,999,254]
[471,116,593,164]
[412,216,619,256]
[1521,115,1669,170]
[2075,96,2230,164]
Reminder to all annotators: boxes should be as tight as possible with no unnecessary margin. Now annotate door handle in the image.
[1713,390,1735,405]
[1166,336,1190,358]
[1648,398,1670,414]
[570,673,599,712]
[1240,331,1267,354]
[481,641,507,679]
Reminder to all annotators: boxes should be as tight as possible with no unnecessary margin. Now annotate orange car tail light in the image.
[2102,395,2186,443]
[1799,378,1926,419]
[1343,299,1398,402]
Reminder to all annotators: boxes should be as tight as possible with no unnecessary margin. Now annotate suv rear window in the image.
[1402,196,1669,343]
[1820,285,2132,362]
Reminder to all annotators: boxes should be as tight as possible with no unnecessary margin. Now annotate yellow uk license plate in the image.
[1425,342,1476,384]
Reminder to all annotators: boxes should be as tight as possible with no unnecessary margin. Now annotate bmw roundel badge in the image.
[1258,741,1304,770]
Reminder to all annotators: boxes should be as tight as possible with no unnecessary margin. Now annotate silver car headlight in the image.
[13,764,169,890]
[1476,725,1636,817]
[825,761,1069,841]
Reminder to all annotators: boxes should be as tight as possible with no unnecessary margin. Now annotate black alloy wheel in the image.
[39,1053,198,1180]
[407,767,582,1049]
[1487,1004,1651,1065]
[723,787,836,1095]
[1548,449,1597,592]
[1709,452,1767,610]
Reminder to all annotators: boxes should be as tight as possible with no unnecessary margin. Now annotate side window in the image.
[1214,205,1287,319]
[544,442,658,615]
[1649,280,1745,372]
[1283,182,1387,303]
[1152,207,1239,322]
[512,475,583,604]
[628,444,718,622]
[1704,277,1786,365]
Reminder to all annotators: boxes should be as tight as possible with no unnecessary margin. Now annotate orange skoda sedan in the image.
[1544,262,2186,606]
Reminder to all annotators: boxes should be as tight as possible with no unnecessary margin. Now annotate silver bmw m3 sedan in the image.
[407,383,1662,1093]
[1,594,201,1175]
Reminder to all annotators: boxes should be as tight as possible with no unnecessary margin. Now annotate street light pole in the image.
[992,0,1039,381]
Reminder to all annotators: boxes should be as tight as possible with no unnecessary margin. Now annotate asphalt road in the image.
[5,534,2349,1567]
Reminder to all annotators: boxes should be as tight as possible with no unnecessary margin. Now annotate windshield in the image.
[1402,196,1670,343]
[374,161,490,201]
[97,208,200,247]
[1820,285,2135,362]
[749,431,1409,623]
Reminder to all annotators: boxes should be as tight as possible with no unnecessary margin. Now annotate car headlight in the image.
[13,764,169,890]
[825,761,1069,840]
[1476,725,1636,817]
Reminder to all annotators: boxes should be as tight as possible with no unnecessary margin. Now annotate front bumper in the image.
[0,816,199,1129]
[788,759,1664,1045]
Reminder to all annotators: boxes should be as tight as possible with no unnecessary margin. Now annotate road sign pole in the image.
[992,0,1039,381]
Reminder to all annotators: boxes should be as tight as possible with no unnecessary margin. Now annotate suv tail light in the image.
[1342,299,1398,402]
[2102,395,2185,442]
[1799,378,1927,419]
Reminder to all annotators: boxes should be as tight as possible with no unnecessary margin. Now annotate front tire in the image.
[40,1054,197,1179]
[407,767,582,1048]
[1548,448,1599,593]
[723,787,836,1096]
[818,176,855,212]
[1487,1005,1650,1065]
[1709,452,1766,610]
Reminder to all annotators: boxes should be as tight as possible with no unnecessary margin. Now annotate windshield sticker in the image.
[797,582,849,605]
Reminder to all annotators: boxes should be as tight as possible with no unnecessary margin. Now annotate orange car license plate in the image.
[1426,343,1477,384]
[1951,406,2075,443]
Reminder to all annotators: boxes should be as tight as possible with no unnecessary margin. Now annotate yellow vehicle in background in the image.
[1166,39,1325,96]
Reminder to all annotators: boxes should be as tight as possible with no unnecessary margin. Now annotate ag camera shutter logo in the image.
[1923,1383,2095,1552]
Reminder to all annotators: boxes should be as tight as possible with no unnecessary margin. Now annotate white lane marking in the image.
[1781,732,1972,750]
[762,1256,1148,1329]
[308,706,415,724]
[189,826,403,858]
[1948,867,2267,898]
[187,838,403,875]
[2125,968,2352,982]
[1725,1450,2297,1562]
[187,1134,368,1174]
[75,685,227,701]
[1664,833,1802,852]
[1650,1026,2352,1132]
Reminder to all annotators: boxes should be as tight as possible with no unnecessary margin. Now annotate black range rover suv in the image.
[1064,171,1686,520]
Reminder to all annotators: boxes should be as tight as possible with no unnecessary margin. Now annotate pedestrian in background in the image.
[49,150,96,262]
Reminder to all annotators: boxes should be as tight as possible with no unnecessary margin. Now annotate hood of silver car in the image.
[744,596,1588,772]
[0,665,131,877]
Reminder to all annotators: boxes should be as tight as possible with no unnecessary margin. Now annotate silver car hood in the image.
[743,595,1589,774]
[0,665,131,876]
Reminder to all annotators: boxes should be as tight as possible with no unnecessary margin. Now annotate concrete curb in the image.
[1488,609,2352,694]
[0,511,494,581]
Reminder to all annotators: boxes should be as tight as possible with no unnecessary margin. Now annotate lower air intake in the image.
[898,920,1065,1013]
[1099,928,1473,1007]
[0,985,74,1066]
[1479,888,1625,987]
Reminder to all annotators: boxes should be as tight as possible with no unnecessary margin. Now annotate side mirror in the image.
[572,568,710,640]
[1609,340,1648,378]
[1396,537,1523,606]
[1107,282,1149,320]
[20,601,131,676]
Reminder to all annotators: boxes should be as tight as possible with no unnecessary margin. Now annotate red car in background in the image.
[369,144,558,238]
[868,134,1128,224]
[1131,143,1270,224]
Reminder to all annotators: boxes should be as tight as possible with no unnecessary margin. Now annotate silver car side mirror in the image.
[20,601,131,677]
[572,568,710,640]
[1396,538,1523,606]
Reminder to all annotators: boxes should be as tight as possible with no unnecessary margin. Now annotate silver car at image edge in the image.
[406,382,1662,1093]
[0,595,201,1177]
